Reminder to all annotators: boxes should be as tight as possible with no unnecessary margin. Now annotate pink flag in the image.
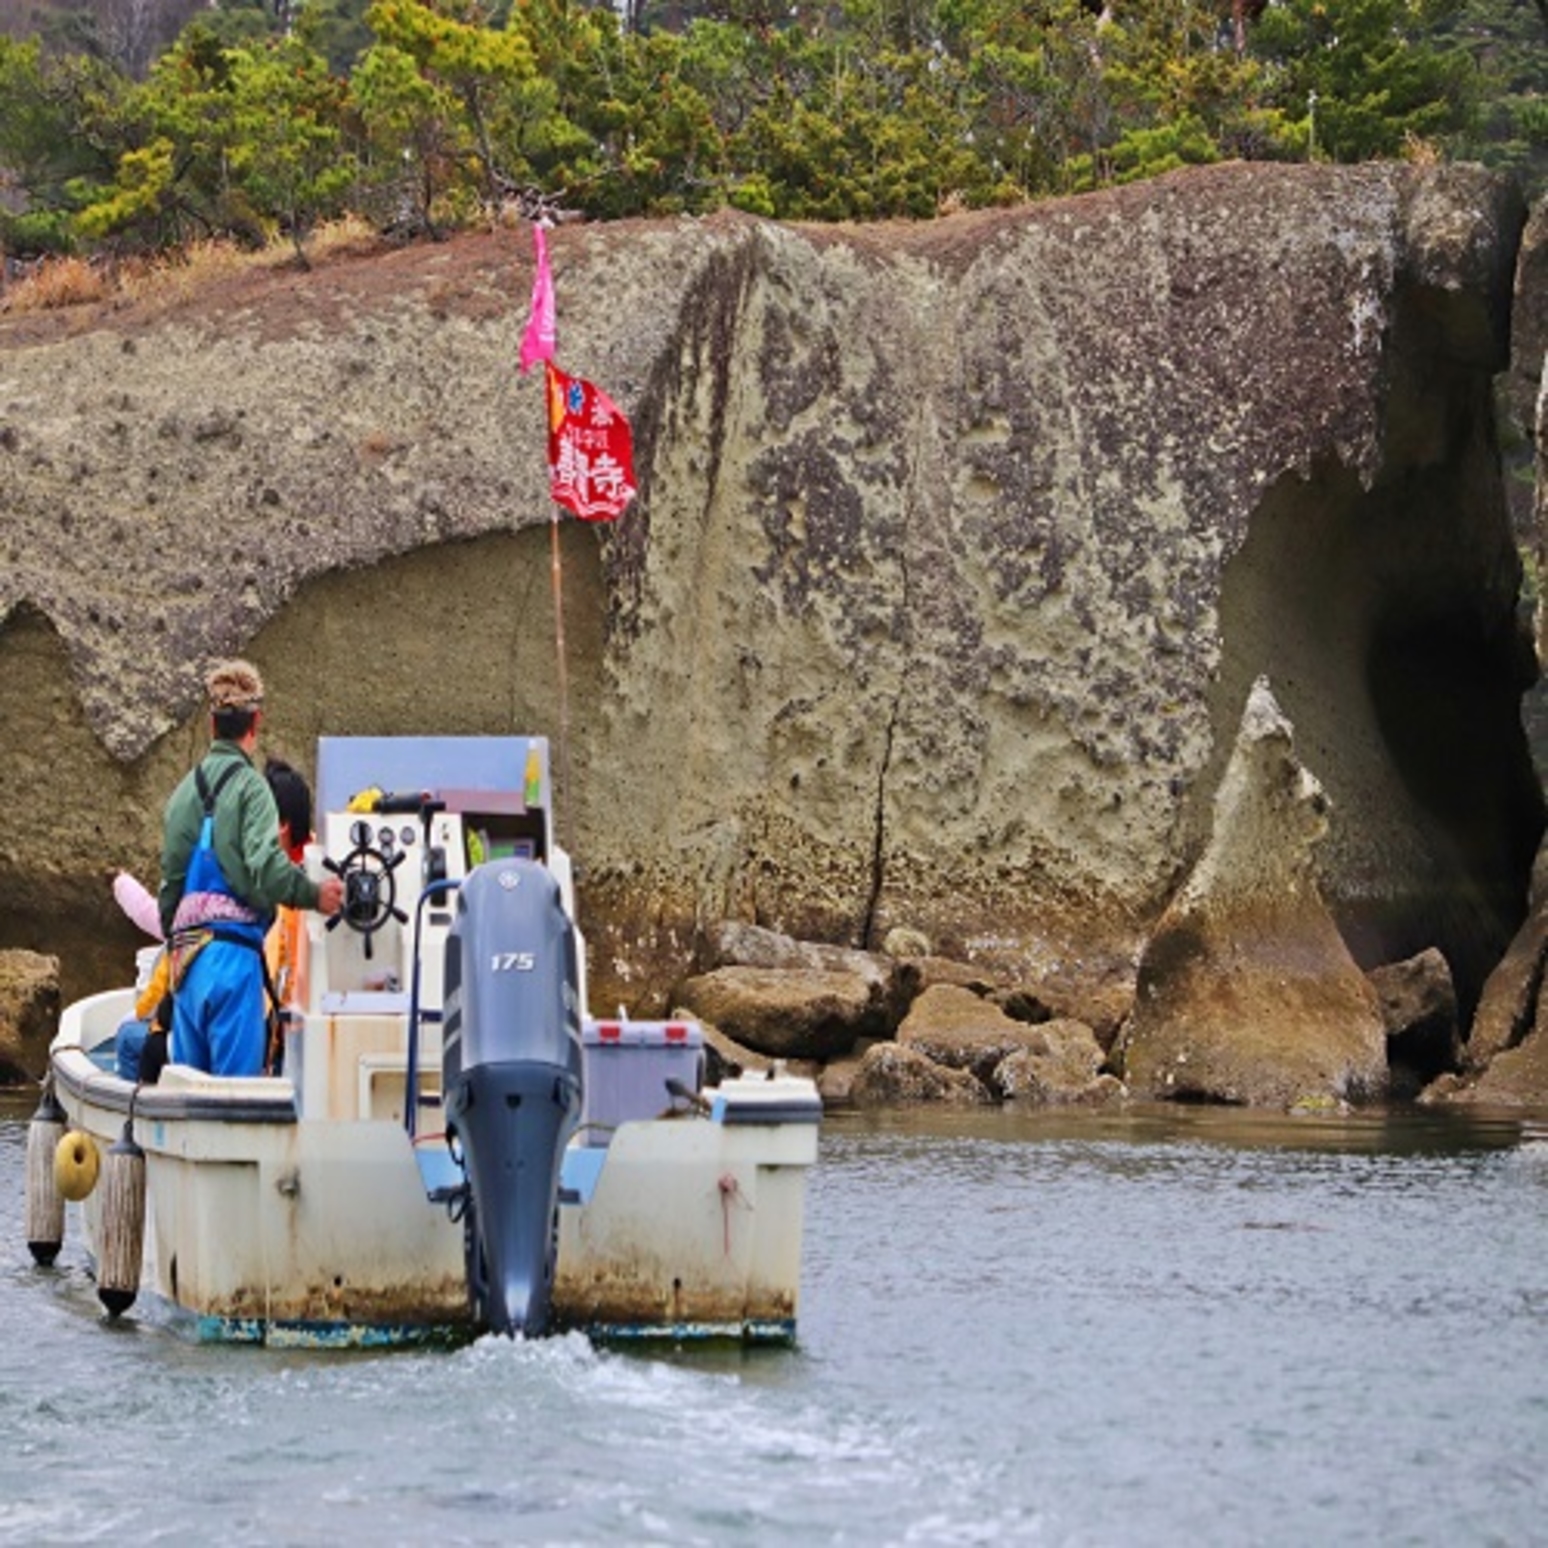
[518,222,556,375]
[544,361,637,521]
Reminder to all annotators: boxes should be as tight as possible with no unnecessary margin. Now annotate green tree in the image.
[1253,0,1475,160]
[352,0,538,224]
[1075,0,1299,183]
[593,27,726,214]
[73,22,254,249]
[350,37,463,233]
[227,35,352,262]
[0,35,128,253]
[1439,0,1548,199]
[295,0,379,73]
[731,38,1001,217]
[193,0,290,51]
[502,0,628,207]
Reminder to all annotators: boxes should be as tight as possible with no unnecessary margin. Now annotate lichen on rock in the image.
[0,163,1539,1032]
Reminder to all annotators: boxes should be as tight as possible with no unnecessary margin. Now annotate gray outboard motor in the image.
[442,859,584,1336]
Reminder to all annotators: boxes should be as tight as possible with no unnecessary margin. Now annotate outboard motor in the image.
[442,860,584,1336]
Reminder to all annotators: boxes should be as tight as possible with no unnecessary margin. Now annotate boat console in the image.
[299,736,588,1332]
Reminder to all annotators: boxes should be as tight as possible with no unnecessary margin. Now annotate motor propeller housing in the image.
[441,859,584,1336]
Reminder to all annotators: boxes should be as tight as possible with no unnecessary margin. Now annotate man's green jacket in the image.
[159,741,322,937]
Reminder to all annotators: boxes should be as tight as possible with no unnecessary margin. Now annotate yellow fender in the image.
[55,1130,101,1202]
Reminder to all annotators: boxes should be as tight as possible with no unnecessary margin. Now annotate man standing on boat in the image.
[159,659,344,1076]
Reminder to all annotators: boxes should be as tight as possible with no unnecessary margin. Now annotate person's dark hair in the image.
[265,757,313,846]
[213,706,258,741]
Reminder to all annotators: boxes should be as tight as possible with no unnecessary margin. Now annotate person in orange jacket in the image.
[262,757,314,1072]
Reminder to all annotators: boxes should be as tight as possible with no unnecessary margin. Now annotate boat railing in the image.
[405,874,460,1140]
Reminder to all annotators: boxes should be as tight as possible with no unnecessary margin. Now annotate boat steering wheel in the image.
[324,822,409,956]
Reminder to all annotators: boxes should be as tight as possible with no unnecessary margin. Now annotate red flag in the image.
[544,362,637,521]
[518,223,556,375]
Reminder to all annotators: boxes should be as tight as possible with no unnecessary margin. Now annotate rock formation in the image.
[672,962,885,1060]
[1425,836,1548,1105]
[895,983,1052,1086]
[1420,220,1548,1108]
[1367,947,1461,1096]
[1118,679,1389,1107]
[0,949,60,1083]
[849,1043,990,1107]
[996,1024,1122,1107]
[1,162,1539,1030]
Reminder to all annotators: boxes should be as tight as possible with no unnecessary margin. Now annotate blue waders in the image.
[171,765,271,1076]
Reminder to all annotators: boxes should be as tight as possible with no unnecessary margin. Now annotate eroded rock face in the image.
[1510,198,1548,528]
[0,949,60,1083]
[1,163,1538,1020]
[1429,1001,1548,1109]
[1425,836,1548,1105]
[1118,680,1389,1108]
[1367,947,1461,1096]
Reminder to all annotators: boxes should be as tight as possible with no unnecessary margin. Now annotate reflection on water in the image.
[831,1097,1534,1155]
[3,1088,1547,1546]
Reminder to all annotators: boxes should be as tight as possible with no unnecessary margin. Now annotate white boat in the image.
[36,735,820,1347]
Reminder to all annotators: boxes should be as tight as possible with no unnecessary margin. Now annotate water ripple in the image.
[3,1097,1547,1544]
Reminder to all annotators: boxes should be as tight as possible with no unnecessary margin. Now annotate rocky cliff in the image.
[1,161,1540,1021]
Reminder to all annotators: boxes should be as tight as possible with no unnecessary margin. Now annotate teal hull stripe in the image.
[179,1311,796,1349]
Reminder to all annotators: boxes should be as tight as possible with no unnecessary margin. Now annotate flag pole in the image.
[517,212,635,845]
[549,509,572,843]
[518,215,566,837]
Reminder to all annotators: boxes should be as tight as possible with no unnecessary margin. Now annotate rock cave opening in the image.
[1208,456,1544,1028]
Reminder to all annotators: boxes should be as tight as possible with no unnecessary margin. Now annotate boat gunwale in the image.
[50,1048,300,1126]
[51,986,301,1126]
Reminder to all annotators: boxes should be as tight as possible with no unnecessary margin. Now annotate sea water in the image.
[2,1093,1546,1546]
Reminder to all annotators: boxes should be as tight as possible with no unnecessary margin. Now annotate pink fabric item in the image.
[172,890,262,934]
[518,222,556,375]
[112,871,164,940]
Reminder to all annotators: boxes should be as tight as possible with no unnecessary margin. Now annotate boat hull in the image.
[555,1120,814,1339]
[49,990,818,1346]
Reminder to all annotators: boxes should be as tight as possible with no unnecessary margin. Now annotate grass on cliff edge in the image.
[1,216,383,316]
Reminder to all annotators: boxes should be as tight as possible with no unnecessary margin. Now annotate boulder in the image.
[995,1019,1124,1106]
[896,983,1054,1088]
[1423,843,1548,1109]
[0,949,60,1084]
[881,926,931,959]
[906,956,1012,997]
[1118,680,1389,1108]
[1429,996,1548,1109]
[1460,829,1548,1076]
[816,1043,881,1108]
[1367,948,1461,1097]
[990,972,1134,1051]
[672,965,879,1060]
[1462,897,1548,1073]
[847,1043,991,1107]
[698,920,915,1020]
